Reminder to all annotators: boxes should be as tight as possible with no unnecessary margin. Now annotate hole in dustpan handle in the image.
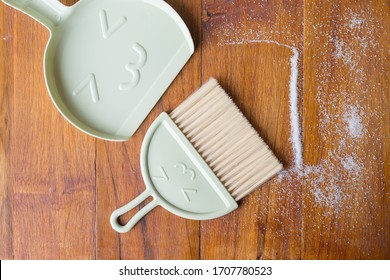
[2,0,70,28]
[110,189,158,233]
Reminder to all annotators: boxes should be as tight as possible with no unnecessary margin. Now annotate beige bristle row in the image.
[170,78,283,201]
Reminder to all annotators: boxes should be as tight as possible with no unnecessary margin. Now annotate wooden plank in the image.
[1,0,96,259]
[96,0,202,259]
[201,0,304,259]
[0,0,388,260]
[302,0,389,259]
[0,5,13,259]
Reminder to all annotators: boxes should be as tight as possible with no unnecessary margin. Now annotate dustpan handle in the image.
[2,0,70,29]
[110,189,158,233]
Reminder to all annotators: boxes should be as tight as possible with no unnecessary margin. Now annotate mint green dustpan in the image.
[2,0,194,141]
[111,113,238,233]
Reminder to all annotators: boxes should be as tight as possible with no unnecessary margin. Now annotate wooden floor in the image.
[0,0,389,259]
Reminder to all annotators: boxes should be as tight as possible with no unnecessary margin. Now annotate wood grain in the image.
[0,0,388,260]
[0,4,13,258]
[201,0,304,260]
[96,0,202,259]
[301,0,390,259]
[1,0,96,259]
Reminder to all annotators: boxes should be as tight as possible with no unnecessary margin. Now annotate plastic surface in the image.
[2,0,194,141]
[110,113,238,233]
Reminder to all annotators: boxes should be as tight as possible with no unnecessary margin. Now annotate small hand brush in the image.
[111,78,283,233]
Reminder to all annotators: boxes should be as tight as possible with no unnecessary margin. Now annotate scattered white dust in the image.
[343,105,365,138]
[217,37,304,169]
[288,48,302,169]
[340,155,362,174]
[206,1,387,231]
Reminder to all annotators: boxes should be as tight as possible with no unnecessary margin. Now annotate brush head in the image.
[170,78,283,201]
[110,78,283,233]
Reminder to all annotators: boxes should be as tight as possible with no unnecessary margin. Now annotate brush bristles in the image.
[170,78,283,201]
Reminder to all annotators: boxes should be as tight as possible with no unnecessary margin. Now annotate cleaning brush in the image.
[111,78,283,233]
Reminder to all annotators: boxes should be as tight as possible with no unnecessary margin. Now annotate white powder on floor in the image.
[343,105,365,138]
[289,48,302,169]
[206,3,387,238]
[340,155,362,173]
[333,39,359,71]
[222,38,303,169]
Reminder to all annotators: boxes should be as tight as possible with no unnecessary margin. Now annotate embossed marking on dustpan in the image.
[110,113,238,233]
[2,0,194,140]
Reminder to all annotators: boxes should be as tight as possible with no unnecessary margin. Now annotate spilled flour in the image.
[205,1,387,236]
[225,39,304,168]
[342,105,365,138]
[288,48,303,169]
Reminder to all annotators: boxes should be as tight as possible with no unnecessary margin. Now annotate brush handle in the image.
[110,189,158,233]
